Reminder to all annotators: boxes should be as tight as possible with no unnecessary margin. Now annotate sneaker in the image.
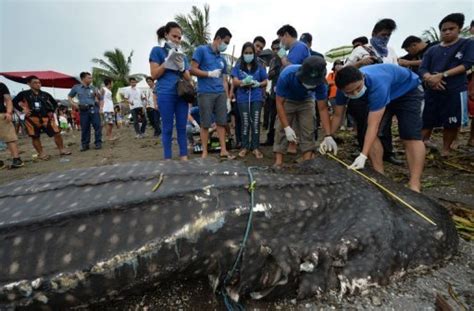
[80,145,90,152]
[95,144,102,150]
[135,134,141,139]
[11,158,24,168]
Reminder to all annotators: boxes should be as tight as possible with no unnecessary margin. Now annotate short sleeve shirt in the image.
[149,45,191,96]
[12,90,58,117]
[192,45,227,94]
[68,84,99,106]
[335,64,420,111]
[287,41,311,65]
[231,61,268,103]
[276,65,327,101]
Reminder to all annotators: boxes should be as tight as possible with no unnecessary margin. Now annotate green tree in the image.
[91,48,145,99]
[175,4,211,59]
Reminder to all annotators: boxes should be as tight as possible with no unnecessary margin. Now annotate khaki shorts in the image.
[273,99,316,154]
[0,114,18,143]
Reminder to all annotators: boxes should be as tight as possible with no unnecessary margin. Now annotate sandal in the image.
[238,149,248,158]
[253,149,263,159]
[220,153,236,160]
[39,154,50,161]
[60,150,72,156]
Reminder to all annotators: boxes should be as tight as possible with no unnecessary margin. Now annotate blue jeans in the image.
[238,100,262,150]
[158,94,188,159]
[80,107,102,147]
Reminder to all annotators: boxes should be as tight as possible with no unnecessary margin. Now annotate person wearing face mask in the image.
[190,27,235,159]
[344,18,402,166]
[331,64,425,192]
[231,42,268,159]
[276,24,310,68]
[149,21,192,161]
[273,56,336,168]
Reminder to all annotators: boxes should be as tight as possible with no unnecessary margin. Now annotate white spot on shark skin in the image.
[164,211,226,244]
[112,216,122,224]
[202,185,214,196]
[9,262,19,274]
[194,195,210,203]
[63,253,72,264]
[13,237,22,246]
[110,234,120,244]
[44,232,53,242]
[338,275,378,298]
[145,225,154,234]
[300,261,314,272]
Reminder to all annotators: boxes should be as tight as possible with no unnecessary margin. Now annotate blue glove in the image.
[277,48,287,58]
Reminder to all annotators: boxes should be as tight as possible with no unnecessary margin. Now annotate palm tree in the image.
[175,4,211,59]
[91,48,145,98]
[422,26,472,42]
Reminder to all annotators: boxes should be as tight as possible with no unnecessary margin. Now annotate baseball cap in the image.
[296,56,327,86]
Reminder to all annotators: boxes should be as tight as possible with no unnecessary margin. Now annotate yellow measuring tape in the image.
[152,173,164,192]
[326,153,437,226]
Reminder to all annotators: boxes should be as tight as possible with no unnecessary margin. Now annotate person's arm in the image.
[99,88,105,112]
[150,62,166,80]
[275,95,288,127]
[361,108,385,156]
[330,105,346,134]
[223,75,230,98]
[398,59,422,67]
[190,61,211,78]
[317,99,331,135]
[3,94,14,122]
[67,87,78,110]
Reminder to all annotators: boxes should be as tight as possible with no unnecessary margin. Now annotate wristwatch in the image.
[442,71,449,78]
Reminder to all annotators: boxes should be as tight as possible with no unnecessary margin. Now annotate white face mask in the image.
[302,82,317,90]
[166,40,179,49]
[346,84,367,99]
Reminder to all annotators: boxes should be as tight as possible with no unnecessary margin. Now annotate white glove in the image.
[175,55,185,71]
[319,135,338,155]
[277,48,287,58]
[284,126,297,142]
[208,69,222,78]
[226,98,232,113]
[251,80,261,88]
[164,49,178,70]
[192,120,200,131]
[349,153,368,170]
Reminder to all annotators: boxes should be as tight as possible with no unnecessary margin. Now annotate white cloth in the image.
[121,86,144,108]
[345,44,398,66]
[102,86,114,112]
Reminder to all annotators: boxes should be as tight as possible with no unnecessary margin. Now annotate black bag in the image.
[176,73,196,103]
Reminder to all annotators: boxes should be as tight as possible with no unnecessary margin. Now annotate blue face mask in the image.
[218,43,228,52]
[346,84,367,99]
[243,54,254,63]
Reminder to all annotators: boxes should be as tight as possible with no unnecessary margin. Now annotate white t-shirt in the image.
[345,44,398,66]
[121,86,144,108]
[102,86,114,113]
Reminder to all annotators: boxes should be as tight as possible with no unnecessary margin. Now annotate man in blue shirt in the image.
[276,24,310,67]
[68,72,102,151]
[418,13,474,157]
[190,27,234,159]
[273,56,336,167]
[331,64,425,192]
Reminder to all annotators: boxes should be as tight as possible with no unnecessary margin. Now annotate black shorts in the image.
[423,89,467,129]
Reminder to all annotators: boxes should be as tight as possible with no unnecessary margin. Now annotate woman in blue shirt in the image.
[231,42,268,159]
[149,22,192,160]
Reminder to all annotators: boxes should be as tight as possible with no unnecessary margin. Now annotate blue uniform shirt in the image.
[335,64,420,111]
[192,45,227,94]
[149,45,190,96]
[231,60,268,103]
[287,41,310,65]
[276,65,327,101]
[419,38,474,92]
[68,84,98,106]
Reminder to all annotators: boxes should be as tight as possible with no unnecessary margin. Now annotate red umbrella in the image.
[0,70,80,88]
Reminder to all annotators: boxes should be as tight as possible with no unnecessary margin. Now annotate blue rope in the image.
[221,166,259,311]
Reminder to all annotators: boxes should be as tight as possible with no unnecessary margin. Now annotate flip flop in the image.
[253,149,263,159]
[39,154,50,161]
[220,153,236,160]
[60,151,72,156]
[238,149,248,158]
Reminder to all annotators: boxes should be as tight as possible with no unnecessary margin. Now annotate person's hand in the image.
[242,75,253,85]
[208,69,222,78]
[284,126,297,142]
[348,153,368,170]
[398,58,410,67]
[319,135,338,155]
[99,107,104,114]
[226,98,231,113]
[4,112,12,122]
[175,55,185,71]
[360,57,374,66]
[277,48,287,58]
[251,80,261,88]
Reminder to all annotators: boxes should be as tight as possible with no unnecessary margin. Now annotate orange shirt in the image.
[326,72,337,99]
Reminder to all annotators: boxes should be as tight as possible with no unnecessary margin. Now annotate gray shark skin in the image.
[0,158,458,309]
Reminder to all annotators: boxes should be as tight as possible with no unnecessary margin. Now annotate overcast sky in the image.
[1,0,473,98]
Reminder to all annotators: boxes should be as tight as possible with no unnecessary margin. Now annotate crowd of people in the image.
[1,12,473,193]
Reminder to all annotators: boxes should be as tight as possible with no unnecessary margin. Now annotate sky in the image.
[1,0,473,98]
